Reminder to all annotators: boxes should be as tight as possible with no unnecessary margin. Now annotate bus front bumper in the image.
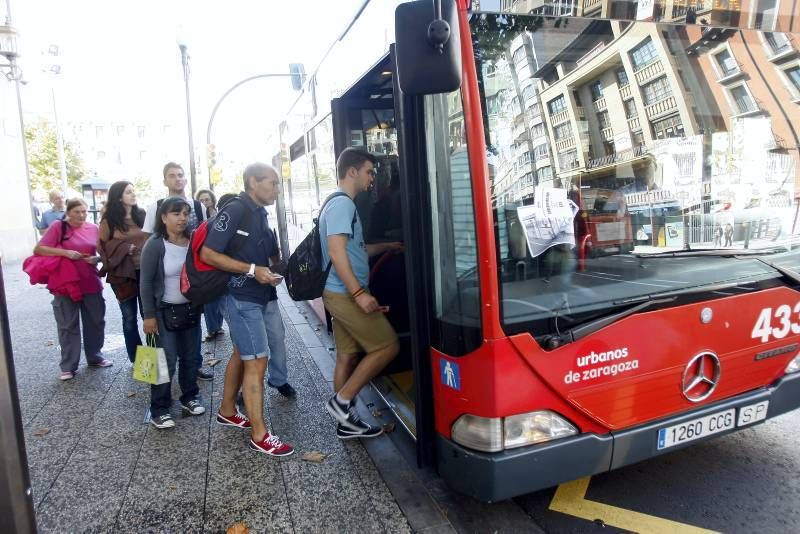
[436,371,800,502]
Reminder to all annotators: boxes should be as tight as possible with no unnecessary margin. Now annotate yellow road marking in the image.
[549,477,719,534]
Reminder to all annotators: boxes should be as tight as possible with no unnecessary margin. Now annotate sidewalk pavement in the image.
[6,260,544,534]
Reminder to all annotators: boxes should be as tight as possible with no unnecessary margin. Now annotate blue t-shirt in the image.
[38,208,65,230]
[204,192,278,303]
[320,192,368,294]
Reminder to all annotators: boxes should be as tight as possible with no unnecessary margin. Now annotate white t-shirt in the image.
[142,197,206,233]
[162,240,190,304]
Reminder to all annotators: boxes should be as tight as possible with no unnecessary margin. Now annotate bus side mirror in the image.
[395,0,462,95]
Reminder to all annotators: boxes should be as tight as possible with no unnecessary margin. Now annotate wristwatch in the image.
[245,263,256,278]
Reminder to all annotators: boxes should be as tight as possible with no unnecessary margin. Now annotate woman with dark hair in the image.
[34,198,111,380]
[140,197,205,428]
[98,181,148,363]
[196,189,218,218]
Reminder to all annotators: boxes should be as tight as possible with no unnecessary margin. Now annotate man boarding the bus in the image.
[200,163,294,457]
[322,147,403,439]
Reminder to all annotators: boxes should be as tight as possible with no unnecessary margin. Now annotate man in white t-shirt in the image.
[143,162,207,233]
[143,161,210,380]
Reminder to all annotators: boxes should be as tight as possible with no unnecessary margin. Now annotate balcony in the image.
[634,59,665,85]
[601,127,614,141]
[627,116,641,131]
[582,0,602,15]
[645,95,678,120]
[555,136,576,152]
[551,109,570,125]
[592,96,607,112]
[732,95,761,116]
[620,84,632,100]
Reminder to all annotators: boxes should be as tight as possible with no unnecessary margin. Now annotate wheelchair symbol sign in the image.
[440,358,461,390]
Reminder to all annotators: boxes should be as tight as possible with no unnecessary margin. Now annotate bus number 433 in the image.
[751,304,800,343]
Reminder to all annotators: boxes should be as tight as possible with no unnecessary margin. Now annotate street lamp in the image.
[178,42,198,197]
[204,67,304,189]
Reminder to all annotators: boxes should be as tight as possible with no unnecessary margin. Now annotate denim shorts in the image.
[221,293,270,360]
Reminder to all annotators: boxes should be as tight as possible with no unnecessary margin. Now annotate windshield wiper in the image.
[754,258,800,286]
[633,246,788,258]
[563,280,754,342]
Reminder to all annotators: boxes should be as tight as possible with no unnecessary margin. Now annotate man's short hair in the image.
[336,148,376,181]
[162,162,183,178]
[242,162,277,191]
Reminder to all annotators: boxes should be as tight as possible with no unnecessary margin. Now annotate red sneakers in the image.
[249,433,294,457]
[216,411,251,428]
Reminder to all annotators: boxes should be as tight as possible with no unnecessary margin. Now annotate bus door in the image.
[330,53,437,465]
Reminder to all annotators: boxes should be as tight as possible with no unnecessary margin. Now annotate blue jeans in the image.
[203,297,224,334]
[222,295,287,386]
[119,295,143,363]
[150,310,200,417]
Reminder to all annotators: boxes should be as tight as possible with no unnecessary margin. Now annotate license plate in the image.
[737,400,769,427]
[657,409,735,450]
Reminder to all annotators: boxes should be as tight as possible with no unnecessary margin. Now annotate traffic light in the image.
[206,144,216,168]
[289,63,306,91]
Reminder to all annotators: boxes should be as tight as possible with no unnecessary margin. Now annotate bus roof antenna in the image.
[428,0,450,54]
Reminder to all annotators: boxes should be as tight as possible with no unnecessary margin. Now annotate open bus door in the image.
[329,52,437,467]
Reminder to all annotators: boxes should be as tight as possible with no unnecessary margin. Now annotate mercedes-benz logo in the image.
[682,352,721,403]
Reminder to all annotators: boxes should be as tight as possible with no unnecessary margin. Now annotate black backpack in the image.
[286,192,356,301]
[179,198,252,305]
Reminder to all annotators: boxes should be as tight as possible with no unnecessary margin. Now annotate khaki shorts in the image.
[322,290,398,355]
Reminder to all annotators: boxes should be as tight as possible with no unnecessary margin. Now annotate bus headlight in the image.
[786,353,800,374]
[451,411,578,452]
[504,410,578,449]
[451,415,503,452]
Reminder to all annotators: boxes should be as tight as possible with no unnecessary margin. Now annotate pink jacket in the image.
[23,255,83,302]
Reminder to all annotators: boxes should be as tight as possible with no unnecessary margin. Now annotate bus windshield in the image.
[471,13,800,336]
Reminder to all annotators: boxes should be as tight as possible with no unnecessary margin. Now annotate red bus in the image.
[275,0,800,501]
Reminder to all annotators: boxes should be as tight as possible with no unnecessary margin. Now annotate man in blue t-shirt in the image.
[321,147,403,440]
[37,190,66,235]
[201,163,294,457]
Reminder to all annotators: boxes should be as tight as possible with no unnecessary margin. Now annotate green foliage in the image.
[470,12,544,65]
[25,120,86,196]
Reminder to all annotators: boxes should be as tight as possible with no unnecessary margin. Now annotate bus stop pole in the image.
[0,257,37,533]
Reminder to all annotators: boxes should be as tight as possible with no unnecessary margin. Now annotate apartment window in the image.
[785,66,800,95]
[642,76,673,105]
[559,150,579,170]
[633,131,645,148]
[536,166,553,182]
[624,99,638,119]
[530,123,545,138]
[519,151,532,166]
[754,0,778,30]
[95,125,104,138]
[630,38,658,70]
[765,33,792,55]
[97,150,106,159]
[590,81,604,101]
[116,125,125,136]
[534,143,549,159]
[603,140,615,156]
[548,95,567,114]
[137,126,146,138]
[513,46,526,65]
[616,68,629,86]
[521,85,535,102]
[139,150,147,161]
[651,114,684,139]
[527,102,541,117]
[597,110,611,129]
[714,49,739,76]
[554,123,573,140]
[730,85,757,114]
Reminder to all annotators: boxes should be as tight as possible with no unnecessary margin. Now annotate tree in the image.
[25,120,86,196]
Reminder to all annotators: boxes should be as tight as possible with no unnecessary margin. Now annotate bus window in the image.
[425,90,482,355]
[473,13,800,342]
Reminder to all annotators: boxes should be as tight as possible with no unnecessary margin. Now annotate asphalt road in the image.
[510,406,800,533]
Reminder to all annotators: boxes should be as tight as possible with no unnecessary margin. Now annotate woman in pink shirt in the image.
[34,198,111,380]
